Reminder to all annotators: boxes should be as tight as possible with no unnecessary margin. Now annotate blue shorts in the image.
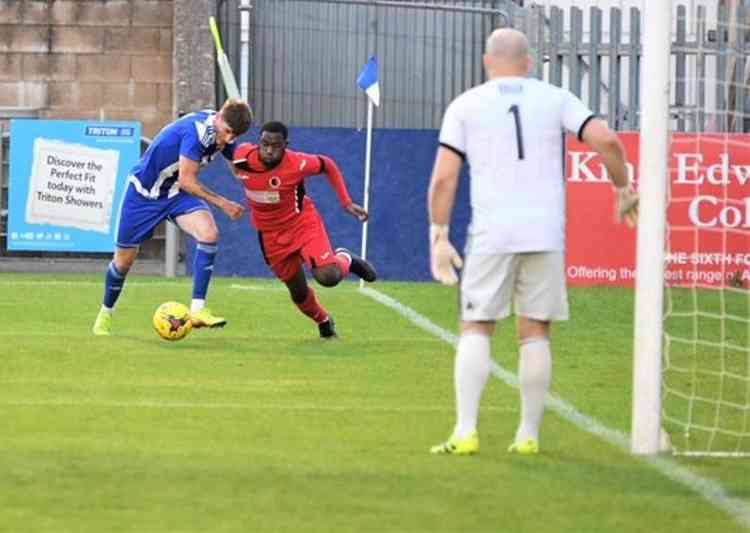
[115,185,210,248]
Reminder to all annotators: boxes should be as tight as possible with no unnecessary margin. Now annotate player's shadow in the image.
[113,325,369,359]
[116,332,252,355]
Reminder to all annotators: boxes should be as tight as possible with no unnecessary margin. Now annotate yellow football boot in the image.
[190,308,227,329]
[507,438,539,455]
[92,309,112,336]
[430,431,479,455]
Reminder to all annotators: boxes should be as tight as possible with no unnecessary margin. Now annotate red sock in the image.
[295,286,329,324]
[334,250,351,277]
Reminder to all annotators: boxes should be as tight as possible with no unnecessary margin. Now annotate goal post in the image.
[632,0,750,457]
[631,0,673,455]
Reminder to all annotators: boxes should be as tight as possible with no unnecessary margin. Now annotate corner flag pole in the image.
[356,56,380,289]
[360,99,374,289]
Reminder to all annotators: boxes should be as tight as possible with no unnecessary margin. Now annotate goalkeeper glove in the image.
[616,184,639,228]
[430,224,463,286]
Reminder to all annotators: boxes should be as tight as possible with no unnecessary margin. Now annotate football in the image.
[152,301,193,341]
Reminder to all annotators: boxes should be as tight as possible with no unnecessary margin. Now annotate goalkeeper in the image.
[428,28,637,456]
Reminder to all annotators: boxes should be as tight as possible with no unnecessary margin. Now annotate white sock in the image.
[515,338,552,443]
[100,305,113,314]
[453,332,492,439]
[191,299,205,313]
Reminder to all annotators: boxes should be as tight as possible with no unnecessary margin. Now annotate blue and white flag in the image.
[357,55,380,107]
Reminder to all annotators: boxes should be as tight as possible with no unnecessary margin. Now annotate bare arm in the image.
[427,146,464,285]
[427,147,463,225]
[581,119,629,188]
[581,119,638,226]
[177,156,244,220]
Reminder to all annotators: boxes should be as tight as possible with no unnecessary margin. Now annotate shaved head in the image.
[486,28,530,61]
[483,28,532,78]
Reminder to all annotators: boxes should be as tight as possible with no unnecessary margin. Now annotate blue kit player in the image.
[92,99,253,335]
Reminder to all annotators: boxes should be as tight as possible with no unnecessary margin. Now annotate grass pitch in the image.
[0,272,748,532]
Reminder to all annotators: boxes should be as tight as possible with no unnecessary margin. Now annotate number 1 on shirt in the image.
[509,104,525,160]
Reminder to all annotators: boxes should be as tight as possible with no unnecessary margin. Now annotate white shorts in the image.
[459,251,569,322]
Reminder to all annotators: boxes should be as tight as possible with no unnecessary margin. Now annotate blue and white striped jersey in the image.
[128,110,236,200]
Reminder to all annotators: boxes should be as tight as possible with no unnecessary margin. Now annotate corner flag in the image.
[356,55,379,287]
[357,56,380,107]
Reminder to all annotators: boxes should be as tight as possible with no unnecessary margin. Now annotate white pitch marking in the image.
[0,398,513,414]
[359,286,750,530]
[0,280,190,288]
[229,283,286,291]
[0,280,284,291]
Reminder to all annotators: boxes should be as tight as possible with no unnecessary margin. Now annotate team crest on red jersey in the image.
[269,176,281,188]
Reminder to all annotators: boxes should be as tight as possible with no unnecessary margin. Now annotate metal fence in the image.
[217,0,521,128]
[538,3,747,133]
[217,0,746,133]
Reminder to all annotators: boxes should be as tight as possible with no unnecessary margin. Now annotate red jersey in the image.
[233,143,353,231]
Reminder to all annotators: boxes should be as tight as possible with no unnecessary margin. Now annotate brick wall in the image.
[0,0,178,138]
[173,0,214,115]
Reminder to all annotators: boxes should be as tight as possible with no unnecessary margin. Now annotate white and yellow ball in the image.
[152,301,193,341]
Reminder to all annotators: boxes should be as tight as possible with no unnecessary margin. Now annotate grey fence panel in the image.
[608,7,623,130]
[675,5,687,132]
[589,7,603,116]
[569,7,583,98]
[716,4,729,132]
[732,4,746,132]
[548,6,564,88]
[696,5,707,132]
[627,7,641,130]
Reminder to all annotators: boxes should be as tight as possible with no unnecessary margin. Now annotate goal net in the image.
[659,1,750,457]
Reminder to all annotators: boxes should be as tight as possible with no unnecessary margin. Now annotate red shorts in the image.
[257,205,337,282]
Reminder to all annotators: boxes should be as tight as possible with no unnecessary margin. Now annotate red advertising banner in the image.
[566,132,750,288]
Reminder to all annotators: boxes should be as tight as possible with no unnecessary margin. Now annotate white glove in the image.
[430,224,463,286]
[616,184,639,228]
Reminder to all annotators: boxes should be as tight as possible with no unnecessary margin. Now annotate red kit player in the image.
[232,121,377,339]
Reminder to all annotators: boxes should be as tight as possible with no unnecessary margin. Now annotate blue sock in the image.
[193,241,218,300]
[103,261,126,309]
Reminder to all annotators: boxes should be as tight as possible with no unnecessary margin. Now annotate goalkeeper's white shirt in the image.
[439,76,594,254]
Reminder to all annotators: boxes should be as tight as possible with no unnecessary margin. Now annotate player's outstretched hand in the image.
[616,184,639,228]
[346,203,369,222]
[223,199,245,220]
[430,224,463,286]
